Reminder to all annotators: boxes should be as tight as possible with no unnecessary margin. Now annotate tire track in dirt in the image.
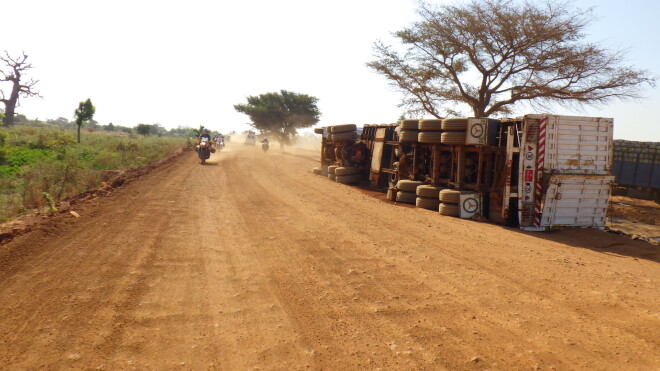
[224,154,548,366]
[0,144,657,370]
[225,147,659,369]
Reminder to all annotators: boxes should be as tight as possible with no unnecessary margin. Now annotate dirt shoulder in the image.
[0,147,191,246]
[608,195,660,244]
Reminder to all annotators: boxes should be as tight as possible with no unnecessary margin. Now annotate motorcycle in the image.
[218,140,225,150]
[197,138,213,164]
[262,142,269,152]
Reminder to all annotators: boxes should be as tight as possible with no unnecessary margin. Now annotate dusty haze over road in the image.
[0,144,658,370]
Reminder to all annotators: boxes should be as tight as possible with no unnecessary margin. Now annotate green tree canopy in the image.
[136,124,151,136]
[73,98,95,143]
[135,123,166,136]
[234,90,320,149]
[368,0,655,118]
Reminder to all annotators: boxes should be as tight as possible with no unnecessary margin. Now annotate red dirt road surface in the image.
[0,144,658,370]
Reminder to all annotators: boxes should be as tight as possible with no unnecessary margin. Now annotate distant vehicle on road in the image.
[245,131,256,145]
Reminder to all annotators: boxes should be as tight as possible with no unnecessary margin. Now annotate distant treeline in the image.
[9,113,196,137]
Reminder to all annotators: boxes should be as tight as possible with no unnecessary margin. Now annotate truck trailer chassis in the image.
[314,114,614,231]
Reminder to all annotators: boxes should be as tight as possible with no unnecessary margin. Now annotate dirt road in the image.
[0,144,658,370]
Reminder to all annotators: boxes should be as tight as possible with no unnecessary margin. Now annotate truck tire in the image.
[328,173,336,181]
[441,118,469,131]
[314,127,324,134]
[335,166,359,176]
[399,130,419,142]
[330,124,357,133]
[441,131,466,145]
[438,189,466,204]
[336,174,361,184]
[328,165,338,175]
[418,131,443,144]
[396,179,423,192]
[418,119,443,131]
[439,202,460,216]
[400,119,419,130]
[312,167,322,175]
[331,132,358,142]
[416,196,440,210]
[329,124,357,134]
[416,185,445,198]
[396,191,416,204]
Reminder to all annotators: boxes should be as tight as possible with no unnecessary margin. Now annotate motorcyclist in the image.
[200,128,212,141]
[197,128,213,155]
[260,136,269,152]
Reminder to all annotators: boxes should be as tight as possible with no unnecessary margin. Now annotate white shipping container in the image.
[517,114,614,231]
[531,114,613,175]
[540,175,614,228]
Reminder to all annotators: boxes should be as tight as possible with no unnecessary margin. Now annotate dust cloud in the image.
[226,131,321,158]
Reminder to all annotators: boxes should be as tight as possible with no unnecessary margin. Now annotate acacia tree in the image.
[368,0,655,118]
[74,98,95,143]
[234,90,320,150]
[136,124,152,136]
[0,51,40,126]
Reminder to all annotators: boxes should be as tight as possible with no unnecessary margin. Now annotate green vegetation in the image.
[234,90,320,150]
[0,121,193,220]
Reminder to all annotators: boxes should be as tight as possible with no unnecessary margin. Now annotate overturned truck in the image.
[313,114,614,231]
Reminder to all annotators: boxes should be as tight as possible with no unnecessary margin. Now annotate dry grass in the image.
[0,127,188,220]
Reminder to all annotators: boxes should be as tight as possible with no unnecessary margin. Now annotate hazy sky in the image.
[2,0,658,140]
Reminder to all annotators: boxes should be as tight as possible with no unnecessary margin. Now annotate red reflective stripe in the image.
[533,118,548,227]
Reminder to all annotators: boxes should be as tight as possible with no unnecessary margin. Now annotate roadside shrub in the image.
[93,150,120,170]
[31,131,76,150]
[0,177,22,220]
[0,147,52,176]
[0,126,187,219]
[21,162,61,209]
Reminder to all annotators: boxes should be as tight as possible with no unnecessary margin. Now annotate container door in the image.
[544,115,613,175]
[540,175,614,228]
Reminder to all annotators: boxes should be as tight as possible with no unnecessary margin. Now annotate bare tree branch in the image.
[0,51,41,125]
[368,0,656,118]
